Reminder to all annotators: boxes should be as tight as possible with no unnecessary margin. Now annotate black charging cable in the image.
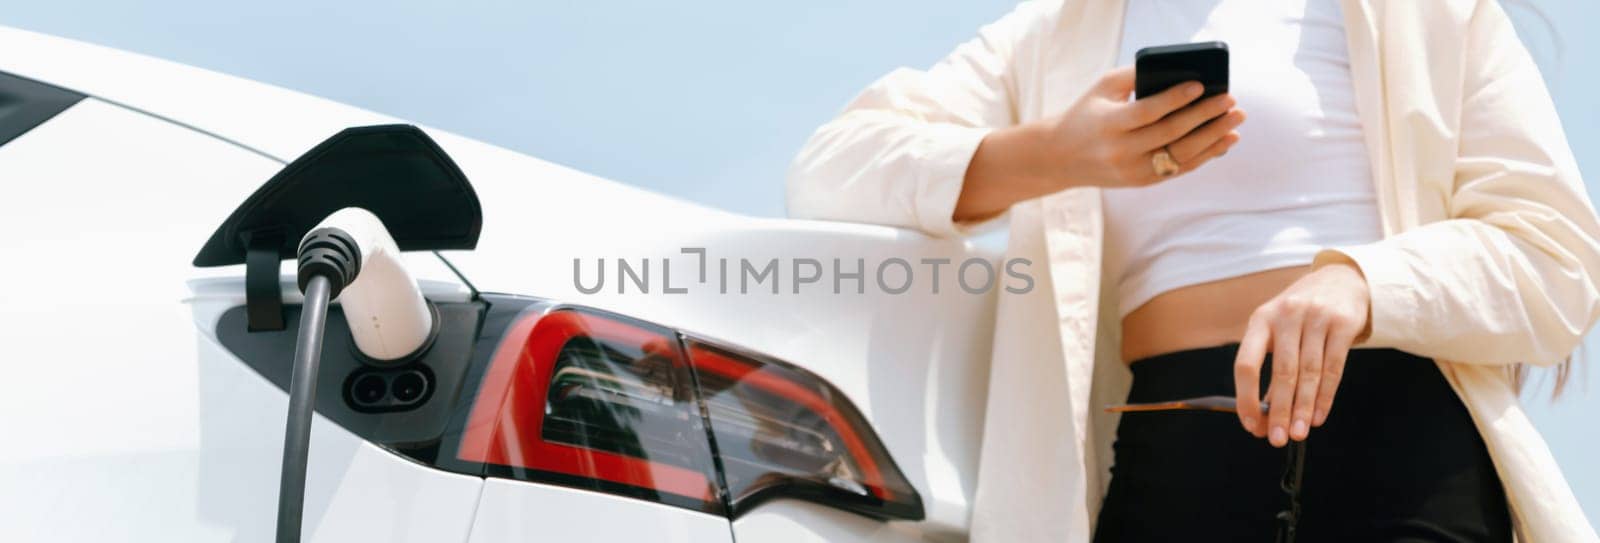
[276,229,360,543]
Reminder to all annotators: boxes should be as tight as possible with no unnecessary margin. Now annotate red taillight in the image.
[687,343,892,499]
[457,305,922,520]
[685,339,921,519]
[457,308,721,511]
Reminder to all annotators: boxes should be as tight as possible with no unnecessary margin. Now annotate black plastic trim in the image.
[195,124,482,335]
[192,124,483,268]
[0,71,85,147]
[245,230,287,331]
[217,300,486,446]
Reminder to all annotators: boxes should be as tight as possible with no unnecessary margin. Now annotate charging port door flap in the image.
[191,124,483,331]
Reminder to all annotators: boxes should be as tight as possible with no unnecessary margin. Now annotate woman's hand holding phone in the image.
[953,66,1244,221]
[1058,66,1244,188]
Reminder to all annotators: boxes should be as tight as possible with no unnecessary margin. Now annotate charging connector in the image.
[275,207,432,543]
[311,208,437,364]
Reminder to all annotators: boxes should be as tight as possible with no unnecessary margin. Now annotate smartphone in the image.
[1135,41,1229,100]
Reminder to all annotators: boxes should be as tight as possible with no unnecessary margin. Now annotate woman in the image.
[787,0,1599,541]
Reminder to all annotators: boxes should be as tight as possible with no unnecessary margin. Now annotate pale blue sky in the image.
[6,0,1597,526]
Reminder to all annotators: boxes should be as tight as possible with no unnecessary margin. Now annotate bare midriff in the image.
[1120,265,1310,364]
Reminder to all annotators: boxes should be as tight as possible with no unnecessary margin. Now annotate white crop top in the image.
[1102,0,1383,318]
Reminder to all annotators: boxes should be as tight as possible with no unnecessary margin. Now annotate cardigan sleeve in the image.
[1314,0,1600,366]
[785,1,1051,238]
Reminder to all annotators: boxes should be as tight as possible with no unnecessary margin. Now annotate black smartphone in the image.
[1135,41,1229,100]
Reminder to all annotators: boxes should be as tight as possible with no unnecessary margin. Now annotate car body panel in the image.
[0,25,1002,541]
[468,479,733,543]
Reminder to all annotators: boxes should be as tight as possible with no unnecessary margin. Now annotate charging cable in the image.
[275,226,360,543]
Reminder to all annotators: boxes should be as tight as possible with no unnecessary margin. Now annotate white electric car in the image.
[0,26,1000,542]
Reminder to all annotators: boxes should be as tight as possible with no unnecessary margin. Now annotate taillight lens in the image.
[457,308,723,513]
[685,339,923,520]
[456,304,922,520]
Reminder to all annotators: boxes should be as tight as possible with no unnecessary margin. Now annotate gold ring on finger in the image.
[1151,147,1181,177]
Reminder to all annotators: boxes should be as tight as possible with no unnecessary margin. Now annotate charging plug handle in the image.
[297,228,361,299]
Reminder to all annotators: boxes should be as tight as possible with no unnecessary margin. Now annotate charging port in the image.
[343,366,435,412]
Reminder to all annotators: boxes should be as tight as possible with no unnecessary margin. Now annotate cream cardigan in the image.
[787,0,1600,540]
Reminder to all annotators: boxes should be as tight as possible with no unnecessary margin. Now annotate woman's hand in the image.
[1045,66,1244,189]
[1233,261,1372,447]
[954,66,1245,221]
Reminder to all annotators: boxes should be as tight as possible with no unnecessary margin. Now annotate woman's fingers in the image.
[1233,313,1272,437]
[1118,81,1205,129]
[1094,66,1137,99]
[1166,109,1246,162]
[1132,94,1237,152]
[1171,131,1240,177]
[1314,316,1358,427]
[1266,308,1302,448]
[1291,311,1327,441]
[1238,266,1369,444]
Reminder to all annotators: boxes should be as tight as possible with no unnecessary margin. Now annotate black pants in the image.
[1093,345,1511,542]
